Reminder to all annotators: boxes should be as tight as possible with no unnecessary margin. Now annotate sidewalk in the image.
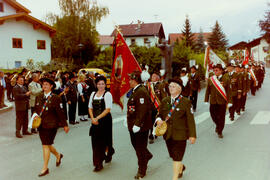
[0,100,13,114]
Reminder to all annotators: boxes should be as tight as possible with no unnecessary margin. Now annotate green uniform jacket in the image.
[204,74,231,104]
[158,96,196,141]
[189,72,201,91]
[127,84,153,132]
[227,72,241,97]
[242,72,248,94]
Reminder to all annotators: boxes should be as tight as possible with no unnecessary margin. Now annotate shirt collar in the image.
[133,84,140,92]
[44,91,52,99]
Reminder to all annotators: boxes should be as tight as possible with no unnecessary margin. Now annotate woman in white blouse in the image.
[88,75,115,172]
[77,74,89,121]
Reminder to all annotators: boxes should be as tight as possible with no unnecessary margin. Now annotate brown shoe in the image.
[23,131,32,135]
[16,133,23,138]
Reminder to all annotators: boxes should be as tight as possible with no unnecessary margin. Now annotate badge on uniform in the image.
[60,103,63,109]
[140,98,144,104]
[45,107,48,111]
[176,108,180,111]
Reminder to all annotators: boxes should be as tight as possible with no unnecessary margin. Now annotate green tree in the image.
[172,39,193,76]
[207,21,228,51]
[131,46,162,73]
[195,28,206,53]
[259,3,270,39]
[46,0,109,66]
[87,47,113,73]
[26,59,35,71]
[181,15,195,48]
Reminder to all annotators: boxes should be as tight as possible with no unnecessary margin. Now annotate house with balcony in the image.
[111,21,165,47]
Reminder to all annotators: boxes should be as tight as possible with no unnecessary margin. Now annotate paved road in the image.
[0,71,270,180]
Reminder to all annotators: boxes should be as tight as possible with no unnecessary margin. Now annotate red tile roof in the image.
[168,32,212,44]
[111,22,165,39]
[98,35,114,45]
[228,41,248,50]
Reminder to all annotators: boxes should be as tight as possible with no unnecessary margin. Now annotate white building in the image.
[249,37,269,62]
[111,22,165,47]
[0,0,56,69]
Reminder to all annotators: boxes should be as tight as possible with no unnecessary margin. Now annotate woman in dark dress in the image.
[34,78,69,177]
[77,74,89,121]
[156,78,196,180]
[88,76,115,172]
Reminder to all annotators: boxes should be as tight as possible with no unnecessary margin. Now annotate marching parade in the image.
[1,0,270,180]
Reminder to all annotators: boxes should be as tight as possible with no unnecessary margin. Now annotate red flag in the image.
[243,48,249,65]
[110,32,141,109]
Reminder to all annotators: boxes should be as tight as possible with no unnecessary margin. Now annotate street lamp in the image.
[78,43,84,64]
[158,39,173,79]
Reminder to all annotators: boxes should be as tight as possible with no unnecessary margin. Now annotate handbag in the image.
[31,94,52,128]
[155,96,182,136]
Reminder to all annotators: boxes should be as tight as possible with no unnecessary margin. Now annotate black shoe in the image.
[149,139,154,144]
[56,154,63,167]
[237,112,241,115]
[93,165,103,172]
[230,116,234,121]
[134,172,145,179]
[218,133,224,138]
[23,131,32,135]
[75,121,79,124]
[16,133,23,138]
[80,118,88,121]
[38,169,49,177]
[31,129,38,134]
[178,165,186,178]
[105,148,115,163]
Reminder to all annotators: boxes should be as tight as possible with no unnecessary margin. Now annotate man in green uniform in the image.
[204,64,231,138]
[235,64,243,115]
[127,71,153,179]
[189,65,201,112]
[227,62,241,120]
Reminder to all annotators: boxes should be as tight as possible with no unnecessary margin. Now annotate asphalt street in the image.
[0,71,270,180]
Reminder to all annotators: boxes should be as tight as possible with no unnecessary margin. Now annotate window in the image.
[131,39,136,46]
[0,3,3,12]
[144,38,149,44]
[37,40,46,50]
[15,61,22,68]
[12,38,23,48]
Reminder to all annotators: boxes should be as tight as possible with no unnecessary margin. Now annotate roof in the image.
[246,37,263,48]
[98,35,114,45]
[3,0,31,14]
[111,22,165,39]
[0,13,56,37]
[228,41,248,50]
[168,32,212,44]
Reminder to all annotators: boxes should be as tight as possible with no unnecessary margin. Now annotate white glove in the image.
[204,102,209,105]
[132,125,140,133]
[228,103,233,108]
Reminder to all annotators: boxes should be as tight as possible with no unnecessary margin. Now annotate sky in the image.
[18,0,269,46]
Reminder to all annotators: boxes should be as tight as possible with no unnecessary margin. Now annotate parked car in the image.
[78,68,111,89]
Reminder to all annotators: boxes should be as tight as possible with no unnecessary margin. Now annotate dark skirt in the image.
[89,113,114,166]
[165,139,187,161]
[78,95,89,116]
[39,127,57,145]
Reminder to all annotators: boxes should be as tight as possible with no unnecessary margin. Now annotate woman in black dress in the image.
[88,76,115,172]
[34,78,69,177]
[156,78,196,180]
[77,74,89,121]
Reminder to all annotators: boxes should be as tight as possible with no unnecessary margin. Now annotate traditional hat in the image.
[213,64,223,70]
[40,78,56,89]
[128,71,142,83]
[168,78,183,89]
